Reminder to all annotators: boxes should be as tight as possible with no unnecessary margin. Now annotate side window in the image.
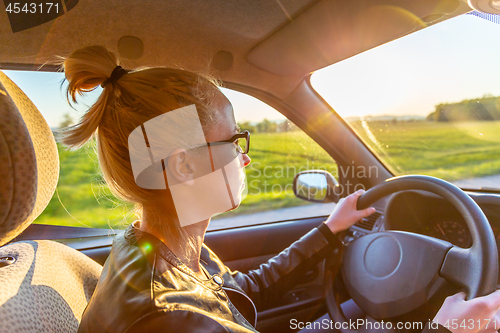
[5,70,130,230]
[210,89,337,230]
[4,70,337,230]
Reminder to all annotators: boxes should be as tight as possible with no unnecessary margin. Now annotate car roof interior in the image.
[0,0,471,100]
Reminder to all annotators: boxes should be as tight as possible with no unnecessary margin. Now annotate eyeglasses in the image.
[208,130,250,155]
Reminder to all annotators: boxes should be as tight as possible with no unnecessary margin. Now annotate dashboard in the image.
[383,190,500,251]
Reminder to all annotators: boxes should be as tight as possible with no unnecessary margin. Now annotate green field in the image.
[35,131,337,228]
[35,121,500,229]
[350,120,500,181]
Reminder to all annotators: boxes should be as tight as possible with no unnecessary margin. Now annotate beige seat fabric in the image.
[0,241,102,332]
[0,71,58,244]
[0,71,103,332]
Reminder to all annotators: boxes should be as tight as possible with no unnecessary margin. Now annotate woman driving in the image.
[62,46,500,333]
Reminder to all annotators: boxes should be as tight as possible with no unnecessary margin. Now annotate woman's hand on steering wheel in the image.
[324,189,376,234]
[433,290,500,333]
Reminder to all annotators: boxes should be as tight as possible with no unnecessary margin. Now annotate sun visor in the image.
[247,0,468,76]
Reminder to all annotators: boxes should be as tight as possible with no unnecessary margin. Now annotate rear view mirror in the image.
[293,170,340,203]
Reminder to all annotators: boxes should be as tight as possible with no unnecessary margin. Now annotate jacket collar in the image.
[123,220,257,328]
[123,221,181,263]
[123,221,219,285]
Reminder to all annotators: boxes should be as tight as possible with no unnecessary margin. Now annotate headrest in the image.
[0,71,59,246]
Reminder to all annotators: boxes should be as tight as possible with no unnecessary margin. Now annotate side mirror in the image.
[293,170,340,203]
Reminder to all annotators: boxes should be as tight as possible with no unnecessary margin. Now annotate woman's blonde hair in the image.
[59,45,223,255]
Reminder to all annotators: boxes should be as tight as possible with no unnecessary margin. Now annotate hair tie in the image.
[101,66,128,88]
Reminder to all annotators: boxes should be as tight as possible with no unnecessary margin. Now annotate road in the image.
[209,202,336,230]
[209,175,500,231]
[452,174,500,190]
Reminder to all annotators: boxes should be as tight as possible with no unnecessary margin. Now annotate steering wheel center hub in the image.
[364,236,401,278]
[342,231,454,318]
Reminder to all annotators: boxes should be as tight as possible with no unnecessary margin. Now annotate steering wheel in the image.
[325,175,498,332]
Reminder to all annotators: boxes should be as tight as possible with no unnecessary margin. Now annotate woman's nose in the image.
[242,154,251,167]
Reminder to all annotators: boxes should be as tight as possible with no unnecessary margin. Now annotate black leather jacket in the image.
[78,221,344,333]
[78,221,449,333]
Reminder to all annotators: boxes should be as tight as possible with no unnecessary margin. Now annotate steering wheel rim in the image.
[325,175,498,332]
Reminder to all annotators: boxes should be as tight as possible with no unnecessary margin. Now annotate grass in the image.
[36,121,500,229]
[350,120,500,181]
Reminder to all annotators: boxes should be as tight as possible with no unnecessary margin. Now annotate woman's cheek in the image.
[224,156,247,205]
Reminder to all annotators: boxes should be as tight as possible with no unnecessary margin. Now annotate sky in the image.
[2,71,284,128]
[311,14,500,118]
[4,13,500,126]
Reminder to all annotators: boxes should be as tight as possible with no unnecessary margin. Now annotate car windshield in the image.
[311,12,500,191]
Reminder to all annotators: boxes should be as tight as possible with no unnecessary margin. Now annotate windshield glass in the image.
[311,12,500,191]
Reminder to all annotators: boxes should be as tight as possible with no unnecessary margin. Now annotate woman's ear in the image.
[167,148,195,186]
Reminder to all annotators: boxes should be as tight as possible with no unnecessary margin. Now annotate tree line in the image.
[427,95,500,122]
[59,115,300,134]
[237,119,299,133]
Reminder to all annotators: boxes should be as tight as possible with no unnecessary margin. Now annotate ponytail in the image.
[59,45,123,148]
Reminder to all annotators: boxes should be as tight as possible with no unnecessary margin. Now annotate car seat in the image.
[0,71,102,332]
